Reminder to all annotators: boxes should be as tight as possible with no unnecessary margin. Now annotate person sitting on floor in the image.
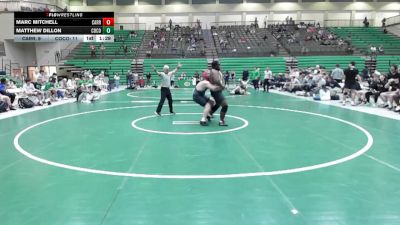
[23,79,45,105]
[380,74,400,109]
[364,72,387,107]
[313,85,331,101]
[42,78,65,101]
[0,93,16,110]
[0,78,16,106]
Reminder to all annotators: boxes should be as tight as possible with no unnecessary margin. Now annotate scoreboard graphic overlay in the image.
[14,12,114,42]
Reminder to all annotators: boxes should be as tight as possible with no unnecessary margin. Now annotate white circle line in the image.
[127,92,193,99]
[127,90,237,99]
[13,105,374,179]
[131,113,248,135]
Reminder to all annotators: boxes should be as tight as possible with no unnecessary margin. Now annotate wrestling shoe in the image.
[219,120,228,126]
[154,111,161,116]
[170,111,176,115]
[200,120,208,126]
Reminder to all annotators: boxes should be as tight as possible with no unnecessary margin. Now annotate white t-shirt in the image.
[319,89,331,101]
[114,75,120,80]
[291,71,300,78]
[158,72,173,88]
[264,70,272,79]
[23,83,36,92]
[67,80,74,89]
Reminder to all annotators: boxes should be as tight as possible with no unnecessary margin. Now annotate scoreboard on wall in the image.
[14,12,114,42]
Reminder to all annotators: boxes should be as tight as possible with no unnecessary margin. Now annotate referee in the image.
[152,63,182,116]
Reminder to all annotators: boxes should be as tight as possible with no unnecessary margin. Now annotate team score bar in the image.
[14,26,114,35]
[14,18,114,27]
[14,35,114,42]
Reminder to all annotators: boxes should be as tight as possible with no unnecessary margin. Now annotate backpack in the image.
[0,100,8,112]
[18,98,35,108]
[27,96,40,106]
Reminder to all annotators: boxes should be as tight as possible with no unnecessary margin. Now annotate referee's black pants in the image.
[263,79,270,92]
[156,87,173,113]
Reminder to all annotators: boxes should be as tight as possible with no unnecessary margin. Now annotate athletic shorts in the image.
[193,89,210,107]
[211,90,225,105]
[344,83,358,90]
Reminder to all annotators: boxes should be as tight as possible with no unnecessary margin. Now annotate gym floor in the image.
[1,88,399,225]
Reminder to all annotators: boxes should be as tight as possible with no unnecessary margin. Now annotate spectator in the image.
[122,44,128,56]
[380,74,400,109]
[127,71,134,89]
[314,85,331,101]
[114,73,120,89]
[387,65,398,79]
[326,75,341,92]
[146,72,152,87]
[361,66,370,81]
[363,17,369,28]
[42,78,61,101]
[23,79,44,105]
[64,78,76,97]
[0,93,15,110]
[242,70,250,82]
[230,71,236,84]
[224,71,230,87]
[263,67,273,92]
[251,67,261,91]
[331,64,344,83]
[55,50,61,62]
[342,61,359,106]
[89,44,96,58]
[130,31,137,39]
[393,89,400,112]
[100,43,106,58]
[194,71,200,85]
[0,78,16,105]
[355,75,370,104]
[365,72,386,106]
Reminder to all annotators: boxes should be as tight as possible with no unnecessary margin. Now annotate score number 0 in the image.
[103,18,114,26]
[102,18,114,34]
